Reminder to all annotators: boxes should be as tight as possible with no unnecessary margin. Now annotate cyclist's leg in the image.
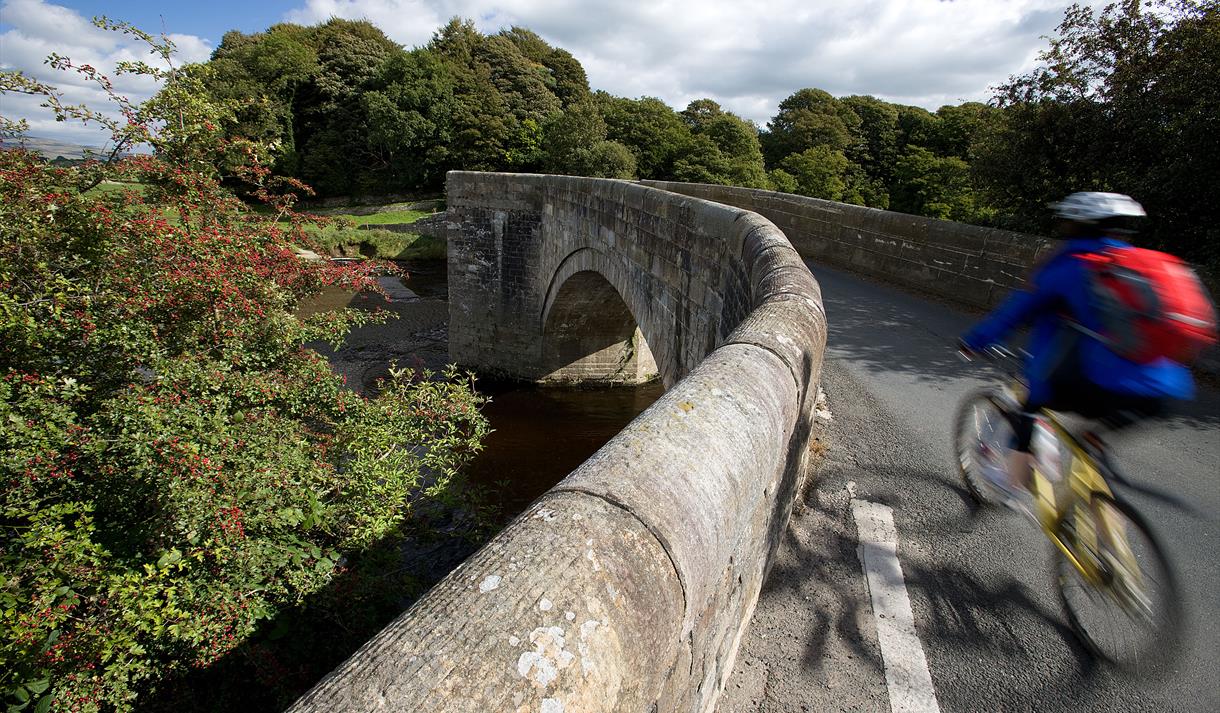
[1010,330,1080,493]
[1007,411,1037,492]
[1078,392,1167,559]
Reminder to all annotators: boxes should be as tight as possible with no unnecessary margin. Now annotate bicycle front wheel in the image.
[953,388,1015,507]
[1056,492,1184,674]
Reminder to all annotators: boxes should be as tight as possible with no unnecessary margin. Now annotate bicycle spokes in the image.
[1056,494,1182,671]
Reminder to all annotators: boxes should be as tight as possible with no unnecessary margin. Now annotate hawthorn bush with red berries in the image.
[1,22,487,713]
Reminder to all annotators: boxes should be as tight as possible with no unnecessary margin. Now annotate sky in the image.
[0,0,1105,148]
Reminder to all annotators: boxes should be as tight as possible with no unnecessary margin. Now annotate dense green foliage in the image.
[1,21,487,712]
[204,18,627,193]
[976,0,1219,269]
[195,3,1216,272]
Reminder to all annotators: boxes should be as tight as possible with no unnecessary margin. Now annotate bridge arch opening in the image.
[541,270,658,384]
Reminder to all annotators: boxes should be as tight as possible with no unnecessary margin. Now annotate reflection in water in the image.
[466,381,665,516]
[295,286,359,317]
[391,260,448,299]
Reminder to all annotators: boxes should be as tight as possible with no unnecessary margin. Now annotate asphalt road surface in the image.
[720,262,1220,712]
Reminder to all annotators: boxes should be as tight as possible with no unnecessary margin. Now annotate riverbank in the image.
[299,262,452,392]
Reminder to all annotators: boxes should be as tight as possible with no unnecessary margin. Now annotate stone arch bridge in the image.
[291,173,1046,713]
[442,175,821,390]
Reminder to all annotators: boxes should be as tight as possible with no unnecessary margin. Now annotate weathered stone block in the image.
[287,492,684,713]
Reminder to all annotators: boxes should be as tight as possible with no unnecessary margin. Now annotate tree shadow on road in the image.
[751,464,1120,708]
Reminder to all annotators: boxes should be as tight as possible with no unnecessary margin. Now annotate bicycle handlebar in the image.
[957,341,1029,375]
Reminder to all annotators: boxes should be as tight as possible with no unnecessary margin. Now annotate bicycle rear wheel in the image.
[1056,492,1184,673]
[953,388,1015,506]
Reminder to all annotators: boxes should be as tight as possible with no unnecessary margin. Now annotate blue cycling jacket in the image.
[961,237,1195,405]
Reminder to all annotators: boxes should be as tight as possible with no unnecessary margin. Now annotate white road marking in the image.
[851,498,941,713]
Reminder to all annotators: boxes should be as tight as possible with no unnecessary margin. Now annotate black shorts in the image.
[1014,344,1166,452]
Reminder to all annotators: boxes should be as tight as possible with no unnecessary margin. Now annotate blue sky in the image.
[1,0,1106,147]
[0,0,298,43]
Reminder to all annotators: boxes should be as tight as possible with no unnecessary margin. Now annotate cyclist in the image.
[958,192,1195,507]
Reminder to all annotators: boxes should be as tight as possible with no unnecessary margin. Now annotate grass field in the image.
[295,206,442,260]
[343,209,431,226]
[84,180,147,197]
[304,223,444,260]
[81,183,445,260]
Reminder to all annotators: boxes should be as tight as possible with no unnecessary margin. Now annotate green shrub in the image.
[1,21,486,712]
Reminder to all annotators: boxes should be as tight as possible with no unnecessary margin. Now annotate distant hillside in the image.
[0,135,113,160]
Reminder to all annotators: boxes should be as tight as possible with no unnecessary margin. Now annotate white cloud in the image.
[283,0,1103,125]
[0,0,213,146]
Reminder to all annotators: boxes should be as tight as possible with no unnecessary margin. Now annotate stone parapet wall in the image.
[289,174,827,712]
[642,181,1054,309]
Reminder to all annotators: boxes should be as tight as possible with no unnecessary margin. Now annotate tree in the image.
[761,88,861,166]
[201,19,411,195]
[427,20,515,174]
[679,98,724,133]
[701,113,769,188]
[361,49,459,187]
[541,97,635,178]
[653,100,766,189]
[778,146,854,201]
[971,98,1102,231]
[584,140,637,179]
[295,20,403,193]
[428,17,483,64]
[673,134,731,184]
[204,26,320,174]
[842,95,900,208]
[767,168,798,194]
[471,34,563,169]
[476,35,561,128]
[430,19,588,174]
[499,27,590,107]
[666,100,769,188]
[894,104,938,151]
[929,102,996,161]
[975,0,1219,266]
[597,93,692,179]
[892,145,978,221]
[1140,3,1220,266]
[542,48,592,107]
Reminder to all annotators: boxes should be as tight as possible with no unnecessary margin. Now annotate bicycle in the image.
[953,345,1183,672]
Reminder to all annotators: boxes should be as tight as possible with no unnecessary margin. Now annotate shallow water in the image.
[295,260,448,317]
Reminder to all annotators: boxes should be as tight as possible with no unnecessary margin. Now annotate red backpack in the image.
[1077,247,1218,364]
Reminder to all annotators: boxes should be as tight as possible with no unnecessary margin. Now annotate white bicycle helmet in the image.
[1049,191,1146,222]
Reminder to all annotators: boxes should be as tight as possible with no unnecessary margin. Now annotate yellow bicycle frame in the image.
[1035,410,1138,587]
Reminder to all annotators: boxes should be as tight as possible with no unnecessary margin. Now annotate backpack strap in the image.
[1071,249,1125,350]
